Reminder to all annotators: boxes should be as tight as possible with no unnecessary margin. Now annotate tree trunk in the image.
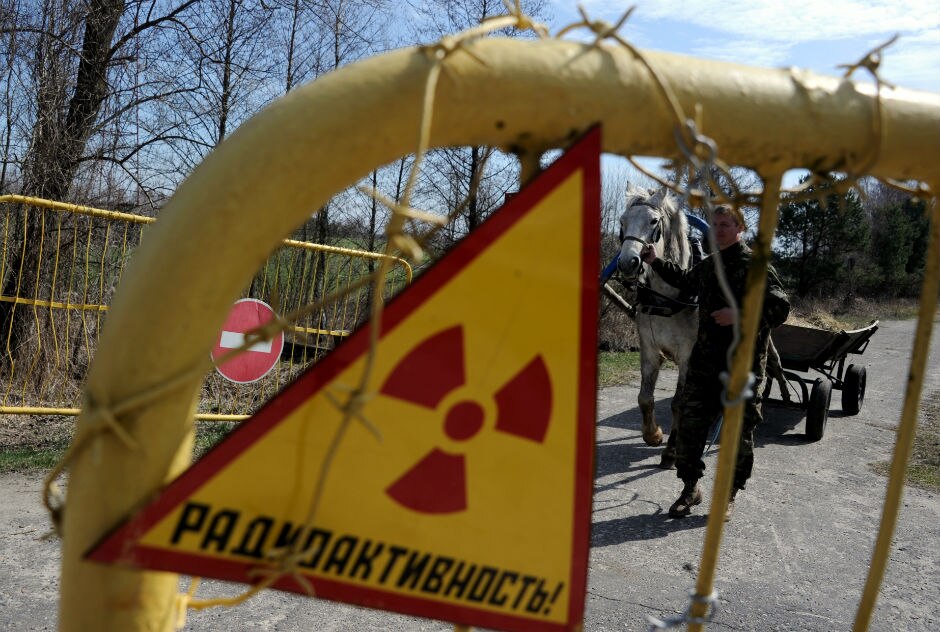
[2,0,125,372]
[284,0,301,92]
[217,0,238,144]
[466,144,480,231]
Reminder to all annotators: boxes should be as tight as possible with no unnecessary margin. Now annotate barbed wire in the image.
[39,2,936,627]
[179,2,547,613]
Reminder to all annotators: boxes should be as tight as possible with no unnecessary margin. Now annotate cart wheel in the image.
[841,364,866,416]
[806,378,832,441]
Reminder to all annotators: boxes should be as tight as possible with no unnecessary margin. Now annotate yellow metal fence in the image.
[0,195,411,419]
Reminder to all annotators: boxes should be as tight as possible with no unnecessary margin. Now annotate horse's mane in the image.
[626,186,692,270]
[658,192,691,269]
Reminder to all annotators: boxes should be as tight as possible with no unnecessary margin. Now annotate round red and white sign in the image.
[211,298,284,383]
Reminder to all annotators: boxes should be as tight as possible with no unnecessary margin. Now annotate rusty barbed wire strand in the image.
[838,34,898,181]
[553,10,937,632]
[185,5,548,614]
[34,2,936,625]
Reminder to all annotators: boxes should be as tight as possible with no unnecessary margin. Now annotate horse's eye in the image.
[650,219,658,225]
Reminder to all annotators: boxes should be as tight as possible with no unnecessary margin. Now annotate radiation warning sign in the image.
[88,128,601,632]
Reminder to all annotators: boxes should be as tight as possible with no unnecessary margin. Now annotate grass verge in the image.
[193,422,238,460]
[0,440,69,473]
[870,389,940,493]
[1,351,641,472]
[788,296,928,330]
[0,421,238,474]
[597,351,641,387]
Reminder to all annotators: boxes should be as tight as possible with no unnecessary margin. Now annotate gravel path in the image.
[1,318,938,631]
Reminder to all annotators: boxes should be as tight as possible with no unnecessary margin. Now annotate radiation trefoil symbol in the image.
[379,325,552,515]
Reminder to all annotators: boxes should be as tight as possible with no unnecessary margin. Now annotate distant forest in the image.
[595,168,932,302]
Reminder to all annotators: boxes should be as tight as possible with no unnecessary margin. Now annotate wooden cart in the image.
[768,320,879,440]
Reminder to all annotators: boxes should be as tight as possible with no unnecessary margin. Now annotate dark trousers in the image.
[675,373,763,490]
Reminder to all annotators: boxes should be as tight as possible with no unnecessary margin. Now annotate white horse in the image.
[614,187,790,467]
[616,187,696,466]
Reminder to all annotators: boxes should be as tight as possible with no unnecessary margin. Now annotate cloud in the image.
[633,0,940,42]
[878,28,940,92]
[549,0,940,41]
[690,40,792,68]
[548,1,939,91]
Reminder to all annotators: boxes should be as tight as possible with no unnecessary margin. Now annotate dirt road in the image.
[1,318,938,631]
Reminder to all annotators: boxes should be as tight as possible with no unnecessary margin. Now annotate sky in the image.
[546,0,940,93]
[541,1,939,192]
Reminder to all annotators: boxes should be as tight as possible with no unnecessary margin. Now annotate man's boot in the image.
[724,487,740,522]
[668,481,702,518]
[659,433,677,469]
[659,446,676,469]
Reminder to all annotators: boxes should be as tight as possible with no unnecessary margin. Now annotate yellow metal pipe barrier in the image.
[281,238,414,283]
[192,413,249,422]
[687,175,784,630]
[0,194,412,275]
[0,407,248,421]
[0,194,407,419]
[0,194,156,224]
[57,37,939,631]
[852,197,940,631]
[0,296,109,311]
[0,406,83,416]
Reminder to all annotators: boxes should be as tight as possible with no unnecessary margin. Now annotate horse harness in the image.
[634,282,697,317]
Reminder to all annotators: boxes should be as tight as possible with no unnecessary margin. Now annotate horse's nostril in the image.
[617,256,640,276]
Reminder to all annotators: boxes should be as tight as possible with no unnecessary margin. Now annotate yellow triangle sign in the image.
[90,128,601,631]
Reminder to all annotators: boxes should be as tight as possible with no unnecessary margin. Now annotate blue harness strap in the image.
[600,255,619,284]
[604,212,709,284]
[685,213,709,234]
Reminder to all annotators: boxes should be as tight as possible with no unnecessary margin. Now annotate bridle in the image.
[618,203,663,274]
[619,202,663,250]
[616,205,696,317]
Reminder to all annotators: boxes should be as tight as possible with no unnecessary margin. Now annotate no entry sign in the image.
[211,298,284,383]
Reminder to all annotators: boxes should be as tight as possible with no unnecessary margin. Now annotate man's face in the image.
[712,213,743,250]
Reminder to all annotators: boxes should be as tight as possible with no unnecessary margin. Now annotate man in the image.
[640,204,789,520]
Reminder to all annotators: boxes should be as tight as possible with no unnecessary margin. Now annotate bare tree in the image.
[290,0,390,324]
[0,0,200,372]
[0,0,26,193]
[0,0,559,375]
[269,0,329,94]
[405,0,550,244]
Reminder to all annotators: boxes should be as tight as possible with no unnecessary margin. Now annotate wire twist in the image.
[646,590,719,630]
[38,4,932,625]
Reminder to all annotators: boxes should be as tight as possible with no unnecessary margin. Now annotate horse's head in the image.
[617,187,675,280]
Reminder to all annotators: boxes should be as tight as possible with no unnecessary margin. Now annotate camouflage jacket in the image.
[650,241,790,376]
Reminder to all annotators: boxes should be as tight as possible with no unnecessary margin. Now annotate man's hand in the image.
[711,307,736,326]
[640,243,657,264]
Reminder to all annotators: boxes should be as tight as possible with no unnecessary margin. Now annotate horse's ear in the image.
[624,184,639,210]
[648,187,668,208]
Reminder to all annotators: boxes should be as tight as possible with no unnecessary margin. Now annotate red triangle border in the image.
[88,126,602,632]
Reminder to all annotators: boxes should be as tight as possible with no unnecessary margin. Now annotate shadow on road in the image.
[594,439,666,483]
[597,394,843,484]
[596,398,676,482]
[758,404,812,446]
[591,512,709,546]
[598,396,677,433]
